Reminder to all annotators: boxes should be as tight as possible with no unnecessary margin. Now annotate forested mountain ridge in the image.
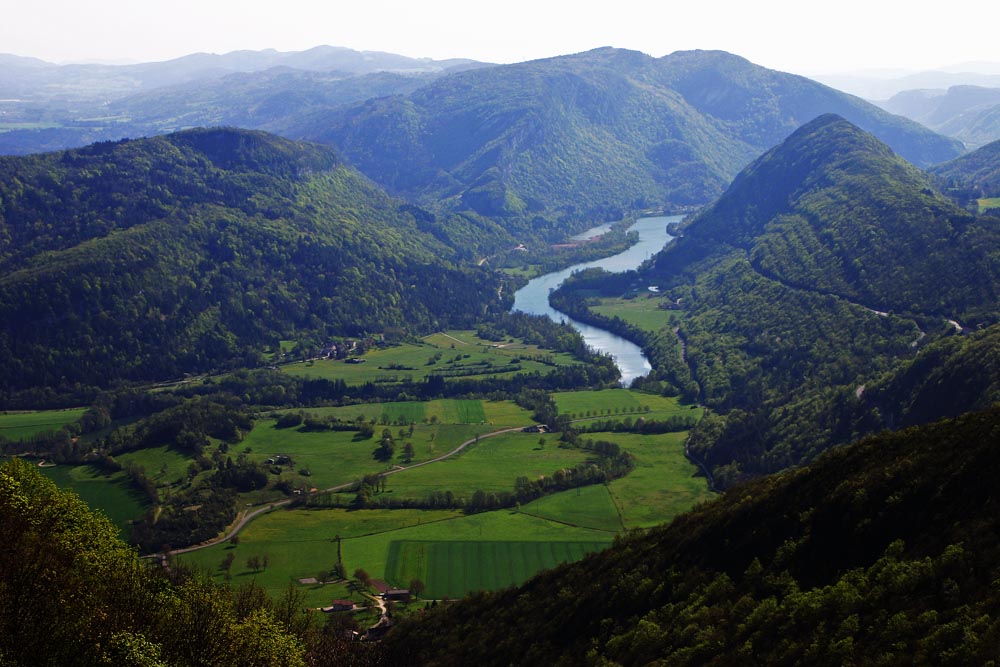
[0,128,509,399]
[931,137,1000,204]
[384,405,1000,666]
[555,114,1000,486]
[292,48,962,226]
[654,113,1000,322]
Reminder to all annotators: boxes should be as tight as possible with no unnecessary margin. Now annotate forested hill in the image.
[930,137,1000,202]
[385,406,1000,666]
[605,114,1000,487]
[654,113,1000,322]
[290,48,962,225]
[0,128,508,399]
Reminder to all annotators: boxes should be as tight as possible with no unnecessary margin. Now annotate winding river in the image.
[511,215,680,386]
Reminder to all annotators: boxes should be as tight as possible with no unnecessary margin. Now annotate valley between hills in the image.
[3,45,1000,666]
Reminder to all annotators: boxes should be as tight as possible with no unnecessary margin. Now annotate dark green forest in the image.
[0,128,513,401]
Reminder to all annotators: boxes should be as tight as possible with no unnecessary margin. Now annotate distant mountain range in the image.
[282,48,961,222]
[814,65,1000,100]
[0,46,485,102]
[879,85,1000,148]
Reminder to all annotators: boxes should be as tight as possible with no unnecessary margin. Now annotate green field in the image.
[553,389,692,419]
[277,398,526,427]
[38,464,147,536]
[518,484,624,532]
[978,197,1000,213]
[0,408,87,441]
[386,540,608,598]
[603,431,715,528]
[179,505,614,604]
[381,431,591,500]
[590,295,677,332]
[241,419,494,499]
[280,331,579,386]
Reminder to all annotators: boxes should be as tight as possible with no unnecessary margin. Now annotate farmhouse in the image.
[322,600,355,612]
[385,589,411,601]
[522,424,549,433]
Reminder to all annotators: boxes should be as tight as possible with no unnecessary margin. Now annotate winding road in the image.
[162,425,529,558]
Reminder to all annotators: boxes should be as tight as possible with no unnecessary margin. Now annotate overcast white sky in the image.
[2,0,998,75]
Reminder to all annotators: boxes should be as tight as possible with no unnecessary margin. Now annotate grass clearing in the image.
[282,399,530,427]
[38,464,146,537]
[590,295,676,332]
[978,197,1000,213]
[553,389,692,420]
[601,430,716,528]
[0,408,87,441]
[280,331,579,386]
[382,431,591,500]
[519,484,624,532]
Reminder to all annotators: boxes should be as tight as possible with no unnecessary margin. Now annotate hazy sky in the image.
[3,0,998,75]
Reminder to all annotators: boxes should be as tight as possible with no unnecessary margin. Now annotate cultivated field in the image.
[553,388,694,419]
[386,539,608,599]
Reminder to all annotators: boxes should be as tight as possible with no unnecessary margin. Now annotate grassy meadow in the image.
[0,408,87,441]
[280,330,579,385]
[38,464,147,537]
[589,295,677,331]
[380,431,592,500]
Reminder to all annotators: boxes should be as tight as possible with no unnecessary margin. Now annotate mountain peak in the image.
[166,127,339,176]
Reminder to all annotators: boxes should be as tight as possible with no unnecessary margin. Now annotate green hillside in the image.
[0,128,509,397]
[294,48,962,229]
[552,115,1000,486]
[931,137,1000,205]
[385,406,1000,666]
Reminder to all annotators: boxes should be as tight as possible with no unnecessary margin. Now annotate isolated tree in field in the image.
[229,534,240,547]
[247,555,261,573]
[409,578,426,598]
[221,552,236,578]
[262,553,270,571]
[353,568,370,588]
[402,441,415,463]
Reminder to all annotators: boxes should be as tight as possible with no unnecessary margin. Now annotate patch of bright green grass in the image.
[590,295,677,332]
[553,389,690,420]
[0,408,87,441]
[978,197,1000,214]
[381,431,591,500]
[518,484,624,532]
[178,508,463,607]
[600,430,715,528]
[38,464,146,537]
[386,540,608,599]
[280,399,530,427]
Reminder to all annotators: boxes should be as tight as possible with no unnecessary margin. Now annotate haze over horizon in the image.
[4,0,1000,78]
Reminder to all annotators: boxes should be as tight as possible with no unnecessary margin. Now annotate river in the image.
[511,215,680,386]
